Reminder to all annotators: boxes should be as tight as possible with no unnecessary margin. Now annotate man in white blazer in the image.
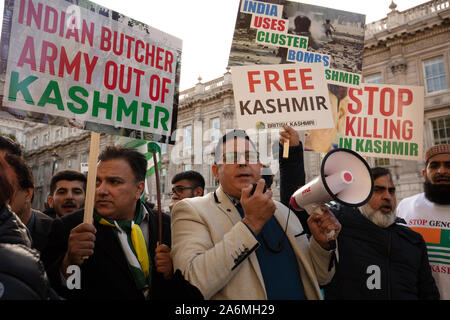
[171,130,341,300]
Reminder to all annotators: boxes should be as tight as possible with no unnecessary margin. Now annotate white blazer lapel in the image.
[214,187,242,225]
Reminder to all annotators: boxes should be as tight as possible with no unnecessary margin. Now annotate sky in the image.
[0,0,430,91]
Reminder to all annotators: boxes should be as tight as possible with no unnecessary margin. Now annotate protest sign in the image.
[229,0,366,154]
[333,83,424,161]
[229,0,365,89]
[0,0,182,144]
[231,62,334,131]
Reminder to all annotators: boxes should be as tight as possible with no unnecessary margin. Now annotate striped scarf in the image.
[93,201,152,298]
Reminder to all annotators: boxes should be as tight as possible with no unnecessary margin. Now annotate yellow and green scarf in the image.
[93,201,151,297]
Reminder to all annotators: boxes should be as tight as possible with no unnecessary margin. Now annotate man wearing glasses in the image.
[170,129,340,300]
[323,167,439,299]
[169,171,205,212]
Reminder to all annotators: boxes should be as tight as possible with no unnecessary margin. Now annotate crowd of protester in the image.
[0,132,448,301]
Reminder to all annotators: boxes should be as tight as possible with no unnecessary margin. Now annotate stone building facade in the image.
[0,0,449,212]
[363,0,450,199]
[23,123,116,210]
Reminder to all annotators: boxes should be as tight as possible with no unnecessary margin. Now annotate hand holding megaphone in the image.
[307,205,341,250]
[289,148,374,249]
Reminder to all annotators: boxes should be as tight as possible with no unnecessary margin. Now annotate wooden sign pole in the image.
[83,131,100,225]
[152,149,162,244]
[283,140,290,159]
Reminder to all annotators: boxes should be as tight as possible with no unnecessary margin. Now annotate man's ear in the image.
[136,181,145,200]
[25,187,34,203]
[212,164,219,181]
[47,195,54,208]
[422,168,426,181]
[194,186,203,197]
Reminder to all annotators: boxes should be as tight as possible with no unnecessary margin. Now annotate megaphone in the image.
[290,148,374,216]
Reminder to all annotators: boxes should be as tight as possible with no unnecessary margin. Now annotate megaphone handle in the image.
[310,205,337,248]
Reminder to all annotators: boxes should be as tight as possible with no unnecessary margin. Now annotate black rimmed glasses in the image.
[169,186,197,196]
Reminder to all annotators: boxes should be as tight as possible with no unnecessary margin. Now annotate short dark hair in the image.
[171,170,205,193]
[0,156,13,205]
[98,146,147,182]
[4,153,34,190]
[0,135,22,156]
[50,169,87,195]
[371,167,392,181]
[214,129,258,164]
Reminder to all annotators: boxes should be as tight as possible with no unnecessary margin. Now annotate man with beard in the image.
[322,167,439,299]
[46,170,86,218]
[397,144,450,299]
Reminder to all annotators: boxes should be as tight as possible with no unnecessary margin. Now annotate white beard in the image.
[359,203,396,228]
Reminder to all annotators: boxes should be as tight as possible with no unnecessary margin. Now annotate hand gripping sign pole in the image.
[83,131,100,225]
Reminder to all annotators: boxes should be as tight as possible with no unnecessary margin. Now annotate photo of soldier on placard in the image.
[282,2,365,72]
[228,0,365,74]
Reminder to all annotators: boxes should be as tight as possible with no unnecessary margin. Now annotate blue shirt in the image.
[236,203,306,300]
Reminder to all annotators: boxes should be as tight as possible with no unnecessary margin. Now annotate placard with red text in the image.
[0,0,182,143]
[337,83,424,160]
[231,63,334,131]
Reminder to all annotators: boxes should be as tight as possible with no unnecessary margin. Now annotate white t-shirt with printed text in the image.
[397,193,450,300]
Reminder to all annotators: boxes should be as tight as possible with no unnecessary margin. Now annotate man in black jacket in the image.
[278,125,309,234]
[4,153,52,253]
[42,146,202,300]
[324,167,439,299]
[279,134,439,299]
[0,155,58,300]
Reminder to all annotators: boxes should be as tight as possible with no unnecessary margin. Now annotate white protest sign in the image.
[338,83,424,160]
[1,0,182,142]
[231,63,334,131]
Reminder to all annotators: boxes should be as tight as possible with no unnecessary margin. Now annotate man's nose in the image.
[380,189,393,201]
[436,163,447,174]
[96,181,108,195]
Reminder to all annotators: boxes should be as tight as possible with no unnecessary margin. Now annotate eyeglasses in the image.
[169,186,196,196]
[221,151,259,164]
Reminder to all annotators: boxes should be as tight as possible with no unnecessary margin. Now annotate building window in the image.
[161,168,166,194]
[161,143,167,154]
[374,158,391,167]
[364,73,382,84]
[67,158,72,168]
[55,129,61,139]
[184,163,192,171]
[184,125,192,148]
[32,136,38,146]
[44,133,49,144]
[211,117,221,142]
[424,56,447,93]
[431,116,450,145]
